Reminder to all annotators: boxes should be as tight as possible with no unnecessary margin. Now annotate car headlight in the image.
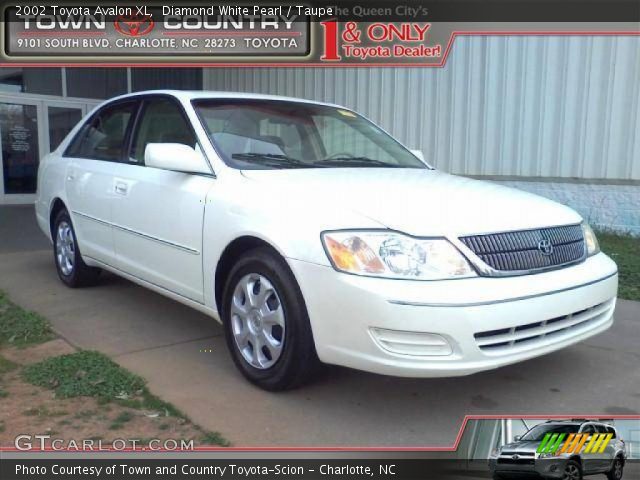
[321,231,476,280]
[582,222,600,256]
[538,452,557,459]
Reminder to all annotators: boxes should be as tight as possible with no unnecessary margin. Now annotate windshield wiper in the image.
[232,153,310,169]
[314,156,402,168]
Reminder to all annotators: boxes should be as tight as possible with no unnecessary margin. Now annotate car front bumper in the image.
[288,252,618,377]
[489,456,569,479]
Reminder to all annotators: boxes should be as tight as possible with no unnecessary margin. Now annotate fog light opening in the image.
[370,328,453,357]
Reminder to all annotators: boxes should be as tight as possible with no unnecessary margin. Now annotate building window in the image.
[131,68,202,92]
[0,102,40,194]
[0,68,63,96]
[66,68,128,99]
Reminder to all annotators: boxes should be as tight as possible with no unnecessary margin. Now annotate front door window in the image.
[0,102,39,194]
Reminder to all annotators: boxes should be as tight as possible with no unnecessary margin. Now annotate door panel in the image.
[64,100,138,264]
[111,96,210,302]
[595,427,616,472]
[580,425,599,473]
[65,158,118,263]
[112,163,210,302]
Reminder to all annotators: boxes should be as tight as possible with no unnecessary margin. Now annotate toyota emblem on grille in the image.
[512,454,520,460]
[537,238,554,256]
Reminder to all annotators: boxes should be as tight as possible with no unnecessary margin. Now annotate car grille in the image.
[459,224,585,273]
[475,299,614,355]
[497,451,535,465]
[497,458,535,465]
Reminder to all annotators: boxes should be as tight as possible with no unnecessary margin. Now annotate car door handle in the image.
[114,182,128,195]
[66,174,75,181]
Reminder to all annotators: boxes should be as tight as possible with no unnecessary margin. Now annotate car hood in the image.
[240,168,582,236]
[501,441,541,453]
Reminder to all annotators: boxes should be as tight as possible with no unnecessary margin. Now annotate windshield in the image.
[520,424,581,442]
[193,99,428,170]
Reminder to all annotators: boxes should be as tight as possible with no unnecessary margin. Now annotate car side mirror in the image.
[144,143,210,175]
[410,149,425,162]
[514,435,522,442]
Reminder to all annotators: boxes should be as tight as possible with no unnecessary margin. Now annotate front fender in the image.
[200,172,384,309]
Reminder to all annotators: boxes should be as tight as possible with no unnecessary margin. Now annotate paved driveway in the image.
[0,206,638,446]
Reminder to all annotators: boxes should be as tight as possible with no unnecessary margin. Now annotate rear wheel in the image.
[607,457,624,480]
[221,247,319,391]
[53,209,101,287]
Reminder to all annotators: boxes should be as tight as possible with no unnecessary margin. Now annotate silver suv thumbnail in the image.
[489,420,626,480]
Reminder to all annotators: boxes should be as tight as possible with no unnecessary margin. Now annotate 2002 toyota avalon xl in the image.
[36,90,618,390]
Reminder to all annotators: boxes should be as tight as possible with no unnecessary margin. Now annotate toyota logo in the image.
[512,454,520,460]
[537,238,554,256]
[114,14,155,37]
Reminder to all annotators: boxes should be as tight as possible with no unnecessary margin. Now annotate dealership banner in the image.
[0,1,639,65]
[2,456,640,480]
[2,457,470,480]
[3,418,640,479]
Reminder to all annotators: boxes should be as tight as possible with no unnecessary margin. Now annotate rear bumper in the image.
[288,252,618,377]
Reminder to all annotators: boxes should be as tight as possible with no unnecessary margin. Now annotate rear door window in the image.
[66,101,137,161]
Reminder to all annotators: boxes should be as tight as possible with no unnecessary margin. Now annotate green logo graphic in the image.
[537,433,613,455]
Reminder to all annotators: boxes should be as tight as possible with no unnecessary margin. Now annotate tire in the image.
[221,247,320,391]
[606,456,624,480]
[52,208,101,288]
[563,460,582,480]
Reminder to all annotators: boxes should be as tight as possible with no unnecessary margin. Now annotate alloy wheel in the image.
[230,273,286,369]
[613,459,622,479]
[56,221,75,276]
[564,464,580,480]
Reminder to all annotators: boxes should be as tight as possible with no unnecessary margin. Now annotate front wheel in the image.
[221,247,320,391]
[563,460,583,480]
[52,209,101,288]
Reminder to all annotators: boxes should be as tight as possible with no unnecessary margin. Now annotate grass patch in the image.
[22,406,68,417]
[74,409,97,421]
[114,411,134,423]
[19,351,226,437]
[200,430,230,447]
[0,354,18,375]
[109,411,134,430]
[0,291,54,347]
[598,232,640,301]
[23,350,145,399]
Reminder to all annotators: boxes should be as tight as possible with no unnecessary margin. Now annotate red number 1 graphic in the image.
[320,21,341,61]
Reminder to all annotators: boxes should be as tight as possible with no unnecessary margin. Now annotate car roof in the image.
[542,420,614,428]
[542,421,583,426]
[102,90,344,109]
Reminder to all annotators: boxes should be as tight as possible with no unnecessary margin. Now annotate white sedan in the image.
[36,90,618,390]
